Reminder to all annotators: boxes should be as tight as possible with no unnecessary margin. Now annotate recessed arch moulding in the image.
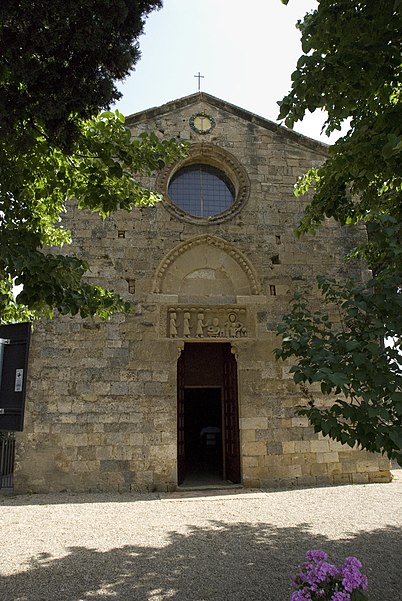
[152,235,261,299]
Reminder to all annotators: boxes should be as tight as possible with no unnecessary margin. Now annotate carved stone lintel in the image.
[165,306,250,340]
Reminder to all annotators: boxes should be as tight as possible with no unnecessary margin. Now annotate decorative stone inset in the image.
[189,112,216,135]
[153,234,261,296]
[165,306,248,339]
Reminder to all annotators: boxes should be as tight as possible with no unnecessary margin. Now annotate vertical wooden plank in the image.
[223,344,241,483]
[177,351,186,485]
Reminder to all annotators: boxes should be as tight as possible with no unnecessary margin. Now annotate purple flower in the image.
[306,549,328,562]
[343,556,362,569]
[301,557,339,586]
[341,570,362,592]
[317,561,338,580]
[341,557,366,592]
[290,550,368,601]
[360,574,368,591]
[331,593,350,601]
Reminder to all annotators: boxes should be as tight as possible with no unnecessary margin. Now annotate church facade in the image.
[15,93,390,492]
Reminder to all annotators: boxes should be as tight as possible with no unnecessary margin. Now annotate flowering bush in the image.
[290,550,368,601]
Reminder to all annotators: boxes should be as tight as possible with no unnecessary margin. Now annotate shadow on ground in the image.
[0,521,400,601]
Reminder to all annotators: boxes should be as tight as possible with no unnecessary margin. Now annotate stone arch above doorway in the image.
[152,235,261,297]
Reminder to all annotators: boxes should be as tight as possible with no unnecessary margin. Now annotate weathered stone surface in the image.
[14,93,390,493]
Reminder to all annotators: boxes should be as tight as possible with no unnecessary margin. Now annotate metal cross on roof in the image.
[194,72,204,91]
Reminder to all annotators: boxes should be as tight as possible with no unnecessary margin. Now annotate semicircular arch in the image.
[153,235,261,297]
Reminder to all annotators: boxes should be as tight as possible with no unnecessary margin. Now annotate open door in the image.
[177,352,186,485]
[223,345,241,483]
[177,343,241,486]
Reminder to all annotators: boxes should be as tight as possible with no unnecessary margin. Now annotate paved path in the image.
[1,473,401,601]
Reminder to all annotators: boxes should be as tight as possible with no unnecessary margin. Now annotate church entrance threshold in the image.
[177,343,241,488]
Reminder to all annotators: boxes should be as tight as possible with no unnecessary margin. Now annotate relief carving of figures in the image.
[168,307,248,339]
[224,313,247,338]
[169,312,178,338]
[196,313,206,337]
[207,318,223,338]
[183,312,191,338]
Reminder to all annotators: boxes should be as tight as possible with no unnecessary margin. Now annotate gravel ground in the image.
[1,472,401,601]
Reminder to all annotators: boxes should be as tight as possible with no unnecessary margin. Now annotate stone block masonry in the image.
[14,93,389,493]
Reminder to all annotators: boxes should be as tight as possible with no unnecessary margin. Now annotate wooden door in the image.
[0,322,31,431]
[177,352,186,485]
[223,345,241,483]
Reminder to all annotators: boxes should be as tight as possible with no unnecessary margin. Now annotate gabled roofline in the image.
[125,92,329,153]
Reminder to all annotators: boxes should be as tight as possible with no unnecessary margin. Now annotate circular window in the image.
[157,143,250,225]
[168,164,235,218]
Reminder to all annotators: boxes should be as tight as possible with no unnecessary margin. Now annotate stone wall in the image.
[14,94,390,492]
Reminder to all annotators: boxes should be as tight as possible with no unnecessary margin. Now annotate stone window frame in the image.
[156,143,250,225]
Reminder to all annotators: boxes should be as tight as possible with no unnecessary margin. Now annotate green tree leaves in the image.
[0,112,188,321]
[0,0,162,148]
[0,1,189,322]
[275,277,402,464]
[277,1,401,460]
[279,1,402,134]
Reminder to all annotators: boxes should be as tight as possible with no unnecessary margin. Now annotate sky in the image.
[112,0,343,144]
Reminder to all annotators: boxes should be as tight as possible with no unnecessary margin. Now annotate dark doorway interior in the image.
[184,387,223,481]
[177,343,241,487]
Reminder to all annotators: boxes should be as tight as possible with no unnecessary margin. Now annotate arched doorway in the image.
[177,343,241,486]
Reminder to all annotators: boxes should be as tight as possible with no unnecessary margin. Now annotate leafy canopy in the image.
[0,0,162,147]
[276,0,402,463]
[0,1,188,322]
[1,111,187,321]
[275,277,402,464]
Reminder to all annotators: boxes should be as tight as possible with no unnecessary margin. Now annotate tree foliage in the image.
[275,277,402,464]
[1,0,162,147]
[0,1,188,322]
[1,111,187,321]
[276,0,402,462]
